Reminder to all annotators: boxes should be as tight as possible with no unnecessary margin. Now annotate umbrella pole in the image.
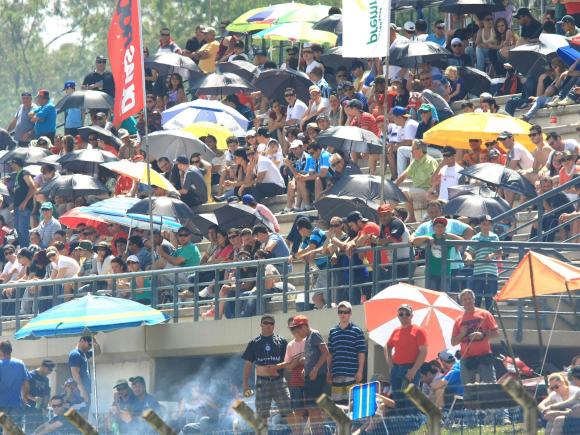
[91,333,99,431]
[494,300,522,381]
[380,0,392,204]
[528,253,549,389]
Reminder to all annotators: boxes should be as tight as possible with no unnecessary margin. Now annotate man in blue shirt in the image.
[295,142,331,210]
[296,217,328,293]
[68,336,100,410]
[62,81,83,136]
[29,89,56,142]
[0,340,30,429]
[426,20,447,46]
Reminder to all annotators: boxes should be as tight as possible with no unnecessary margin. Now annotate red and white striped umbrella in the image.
[364,283,463,361]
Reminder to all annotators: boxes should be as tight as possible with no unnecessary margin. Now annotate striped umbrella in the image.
[274,4,331,24]
[364,283,463,361]
[254,22,337,45]
[246,2,305,24]
[227,7,270,33]
[161,99,249,133]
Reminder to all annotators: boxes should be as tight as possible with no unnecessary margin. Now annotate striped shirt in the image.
[467,232,500,276]
[328,323,366,377]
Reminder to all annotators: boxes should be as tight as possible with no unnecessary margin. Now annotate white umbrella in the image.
[161,99,249,134]
[145,129,216,162]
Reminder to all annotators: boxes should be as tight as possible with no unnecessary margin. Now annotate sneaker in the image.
[558,96,576,106]
[281,207,291,214]
[546,98,561,107]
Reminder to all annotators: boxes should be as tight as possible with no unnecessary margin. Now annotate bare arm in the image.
[242,360,252,392]
[71,367,89,402]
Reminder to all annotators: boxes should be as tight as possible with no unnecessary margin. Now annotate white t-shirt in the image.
[286,99,308,123]
[438,163,463,200]
[2,259,23,281]
[397,119,419,143]
[53,255,81,278]
[508,143,534,171]
[563,139,579,153]
[387,123,400,143]
[305,59,322,74]
[549,385,580,404]
[255,155,285,188]
[310,98,330,116]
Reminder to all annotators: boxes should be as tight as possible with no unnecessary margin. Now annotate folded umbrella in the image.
[144,52,203,79]
[100,160,177,192]
[458,67,492,96]
[439,0,503,15]
[145,129,215,161]
[443,194,512,219]
[460,163,537,198]
[192,72,255,97]
[78,125,123,148]
[325,174,407,204]
[316,126,382,154]
[161,99,248,133]
[214,203,274,232]
[39,174,109,199]
[127,196,195,221]
[313,14,342,33]
[218,60,260,81]
[55,90,114,112]
[315,195,379,222]
[58,148,118,174]
[0,147,52,164]
[389,40,451,69]
[253,68,313,104]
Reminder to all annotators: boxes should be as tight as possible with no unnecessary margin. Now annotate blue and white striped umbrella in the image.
[161,99,249,134]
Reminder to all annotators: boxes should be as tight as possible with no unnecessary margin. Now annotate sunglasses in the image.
[549,384,561,391]
[284,94,295,98]
[398,311,411,317]
[262,321,275,326]
[160,33,170,36]
[528,132,540,137]
[96,60,106,64]
[338,310,351,315]
[330,223,342,228]
[178,233,190,238]
[191,160,201,164]
[452,44,462,48]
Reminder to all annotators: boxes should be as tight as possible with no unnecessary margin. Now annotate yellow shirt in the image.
[198,40,220,73]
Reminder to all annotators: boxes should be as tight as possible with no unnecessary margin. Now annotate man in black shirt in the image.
[514,8,543,43]
[183,25,207,61]
[82,56,115,97]
[33,395,80,434]
[9,157,37,247]
[242,315,296,427]
[26,360,55,432]
[447,37,473,67]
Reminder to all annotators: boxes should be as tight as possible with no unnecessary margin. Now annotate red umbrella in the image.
[60,208,109,235]
[364,283,464,361]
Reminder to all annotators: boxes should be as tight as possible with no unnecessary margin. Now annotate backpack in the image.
[498,70,522,96]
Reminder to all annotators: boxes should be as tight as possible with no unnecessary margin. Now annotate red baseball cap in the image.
[433,216,448,226]
[36,89,50,99]
[288,315,308,328]
[377,204,394,214]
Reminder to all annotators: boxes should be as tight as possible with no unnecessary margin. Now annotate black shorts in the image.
[304,373,328,407]
[305,177,328,192]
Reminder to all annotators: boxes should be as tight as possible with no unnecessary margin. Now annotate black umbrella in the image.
[313,14,342,33]
[320,46,358,71]
[214,203,275,232]
[421,90,454,121]
[144,52,203,79]
[190,212,218,236]
[458,67,492,96]
[127,197,195,221]
[447,184,497,199]
[37,154,62,168]
[253,68,313,104]
[192,72,255,97]
[443,194,512,219]
[58,149,119,174]
[315,195,379,222]
[217,60,260,82]
[55,90,114,112]
[78,126,123,148]
[439,0,503,15]
[0,147,52,164]
[39,174,108,199]
[316,126,382,154]
[460,163,537,198]
[508,43,557,76]
[389,40,451,68]
[325,174,407,204]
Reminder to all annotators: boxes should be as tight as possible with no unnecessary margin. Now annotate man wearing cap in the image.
[110,379,140,433]
[7,92,36,146]
[426,19,447,46]
[242,315,296,427]
[184,24,207,60]
[448,38,472,67]
[9,157,37,247]
[117,129,137,160]
[77,240,96,277]
[514,8,542,44]
[301,85,330,130]
[346,99,381,175]
[284,88,308,127]
[30,202,61,248]
[28,90,56,142]
[499,130,534,172]
[559,15,580,36]
[82,55,115,97]
[128,235,152,270]
[385,304,427,412]
[192,27,219,73]
[33,394,80,435]
[25,359,54,431]
[375,203,411,281]
[282,138,308,212]
[242,194,280,233]
[327,301,366,405]
[338,81,369,113]
[430,146,463,200]
[61,81,83,136]
[129,376,161,415]
[173,155,208,206]
[415,104,437,140]
[434,350,464,406]
[403,21,417,39]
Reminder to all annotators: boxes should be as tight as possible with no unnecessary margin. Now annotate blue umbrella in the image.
[557,46,580,70]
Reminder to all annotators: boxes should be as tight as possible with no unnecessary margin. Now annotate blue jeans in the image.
[14,208,31,247]
[522,95,549,121]
[390,363,420,414]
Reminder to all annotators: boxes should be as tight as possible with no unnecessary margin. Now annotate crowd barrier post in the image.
[63,408,98,435]
[141,409,177,435]
[404,383,442,435]
[501,377,538,434]
[315,393,352,435]
[232,400,267,435]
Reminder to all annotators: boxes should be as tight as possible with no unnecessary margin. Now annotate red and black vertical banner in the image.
[107,0,144,127]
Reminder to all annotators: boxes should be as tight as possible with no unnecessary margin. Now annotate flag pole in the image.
[380,0,392,204]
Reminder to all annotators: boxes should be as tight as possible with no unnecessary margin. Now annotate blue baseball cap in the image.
[392,106,409,117]
[63,81,76,91]
[242,194,256,205]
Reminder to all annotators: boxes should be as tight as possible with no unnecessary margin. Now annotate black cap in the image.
[514,7,532,18]
[10,157,25,167]
[546,131,560,140]
[497,131,513,140]
[347,99,363,110]
[558,15,576,24]
[254,49,267,57]
[286,46,298,54]
[96,55,107,61]
[571,366,580,379]
[129,376,145,385]
[480,214,492,223]
[174,155,189,164]
[442,146,456,157]
[345,210,366,223]
[42,359,55,369]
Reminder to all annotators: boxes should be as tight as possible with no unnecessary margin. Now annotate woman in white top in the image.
[475,14,500,72]
[539,372,580,434]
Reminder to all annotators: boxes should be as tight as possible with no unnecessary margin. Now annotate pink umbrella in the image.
[364,283,463,361]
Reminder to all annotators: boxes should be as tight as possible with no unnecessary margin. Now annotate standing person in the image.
[7,92,36,146]
[29,90,56,142]
[62,81,83,136]
[193,27,219,74]
[0,340,30,429]
[9,157,37,248]
[385,304,427,413]
[451,289,499,384]
[26,360,55,432]
[82,55,115,97]
[68,336,100,411]
[291,315,330,435]
[241,315,296,428]
[327,301,366,405]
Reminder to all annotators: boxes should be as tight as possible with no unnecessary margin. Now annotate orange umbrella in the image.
[495,251,580,301]
[364,283,463,361]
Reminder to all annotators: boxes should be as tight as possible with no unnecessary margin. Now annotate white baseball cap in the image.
[289,139,303,149]
[403,21,416,32]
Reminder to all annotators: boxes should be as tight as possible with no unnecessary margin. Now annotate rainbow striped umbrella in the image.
[246,2,305,23]
[274,4,331,24]
[227,7,270,33]
[254,22,337,45]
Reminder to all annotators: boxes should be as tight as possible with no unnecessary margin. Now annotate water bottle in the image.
[549,109,557,125]
[233,417,240,434]
[111,420,120,435]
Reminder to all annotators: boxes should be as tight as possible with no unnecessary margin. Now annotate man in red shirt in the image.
[385,304,427,413]
[345,210,380,266]
[451,289,499,384]
[347,99,381,175]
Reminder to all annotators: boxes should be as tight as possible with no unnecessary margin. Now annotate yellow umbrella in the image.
[253,22,337,45]
[227,7,270,33]
[101,160,177,193]
[423,113,536,151]
[182,122,234,150]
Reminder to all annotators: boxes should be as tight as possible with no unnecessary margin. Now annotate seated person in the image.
[538,372,580,434]
[33,395,80,435]
[293,142,330,210]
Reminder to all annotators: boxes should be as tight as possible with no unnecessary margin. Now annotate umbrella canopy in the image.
[460,163,537,198]
[253,68,314,104]
[127,196,195,221]
[15,294,168,339]
[37,154,62,169]
[218,60,260,81]
[59,207,111,234]
[422,89,454,121]
[254,22,337,45]
[447,184,497,199]
[78,125,123,148]
[458,67,492,96]
[192,72,255,97]
[145,129,215,161]
[422,113,535,150]
[365,283,464,361]
[439,0,503,14]
[58,148,119,174]
[275,4,330,25]
[0,147,52,164]
[227,7,270,33]
[316,126,382,154]
[247,2,304,24]
[495,251,580,301]
[389,40,451,68]
[313,14,342,33]
[182,122,237,150]
[100,160,177,192]
[315,195,379,222]
[39,174,109,199]
[508,33,569,75]
[161,99,248,133]
[55,90,114,112]
[190,213,219,235]
[320,46,358,71]
[324,174,407,204]
[214,203,275,232]
[144,52,203,79]
[443,194,512,219]
[557,45,580,70]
